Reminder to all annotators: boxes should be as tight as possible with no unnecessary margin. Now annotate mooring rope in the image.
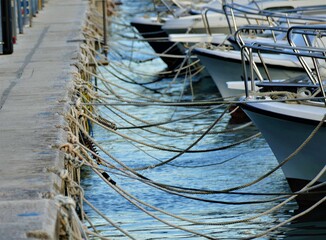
[60,121,325,237]
[72,107,325,198]
[92,167,217,239]
[63,2,326,239]
[70,137,326,231]
[75,108,259,155]
[83,198,136,240]
[242,165,326,239]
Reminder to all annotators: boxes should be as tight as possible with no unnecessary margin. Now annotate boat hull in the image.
[162,13,231,35]
[241,102,326,207]
[194,48,304,99]
[162,0,326,35]
[131,18,184,70]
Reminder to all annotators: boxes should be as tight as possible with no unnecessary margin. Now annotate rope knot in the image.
[75,98,82,109]
[54,195,76,209]
[59,169,70,180]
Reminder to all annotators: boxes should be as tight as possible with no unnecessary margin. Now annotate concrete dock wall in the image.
[0,0,88,239]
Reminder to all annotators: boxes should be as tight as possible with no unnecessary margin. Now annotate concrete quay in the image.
[0,0,87,239]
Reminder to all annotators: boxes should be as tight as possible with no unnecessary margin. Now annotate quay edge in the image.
[0,0,89,239]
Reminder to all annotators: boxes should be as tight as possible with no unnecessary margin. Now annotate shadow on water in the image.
[280,207,326,240]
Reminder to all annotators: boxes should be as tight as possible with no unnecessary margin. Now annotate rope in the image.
[76,140,326,231]
[97,102,253,135]
[69,124,326,231]
[81,151,326,197]
[92,167,217,239]
[214,113,326,192]
[242,166,326,239]
[64,3,326,239]
[74,108,259,155]
[83,198,136,240]
[74,110,325,197]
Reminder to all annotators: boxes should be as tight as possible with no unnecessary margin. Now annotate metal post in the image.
[30,0,34,16]
[29,0,33,27]
[31,0,35,17]
[0,2,2,53]
[34,0,38,14]
[241,46,249,98]
[11,0,17,43]
[1,0,13,54]
[94,76,98,91]
[35,0,39,14]
[102,0,107,55]
[16,0,23,33]
[33,0,36,16]
[23,0,27,25]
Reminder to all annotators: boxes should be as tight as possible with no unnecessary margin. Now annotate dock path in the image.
[0,0,87,239]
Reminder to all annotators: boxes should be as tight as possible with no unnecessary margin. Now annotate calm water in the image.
[81,1,326,239]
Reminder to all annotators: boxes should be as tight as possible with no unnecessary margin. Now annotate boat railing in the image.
[199,2,326,37]
[222,2,273,34]
[234,25,290,47]
[240,26,326,104]
[287,25,326,84]
[156,0,185,18]
[234,25,290,83]
[267,4,326,15]
[201,7,224,35]
[200,3,271,36]
[222,3,326,34]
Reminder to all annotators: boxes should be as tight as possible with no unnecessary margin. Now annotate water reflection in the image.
[81,0,326,239]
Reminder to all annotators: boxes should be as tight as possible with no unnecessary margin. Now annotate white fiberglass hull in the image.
[130,17,185,69]
[168,33,231,45]
[193,48,304,99]
[162,13,231,34]
[241,101,326,206]
[162,0,326,34]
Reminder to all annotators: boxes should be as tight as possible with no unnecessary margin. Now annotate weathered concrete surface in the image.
[0,0,87,239]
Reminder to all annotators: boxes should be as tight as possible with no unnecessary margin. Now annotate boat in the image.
[130,0,217,69]
[239,25,326,207]
[131,0,326,71]
[193,18,326,99]
[162,0,326,35]
[130,16,185,69]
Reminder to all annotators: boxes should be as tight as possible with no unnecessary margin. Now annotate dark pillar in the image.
[1,0,13,54]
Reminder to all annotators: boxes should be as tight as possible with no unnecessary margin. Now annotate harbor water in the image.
[81,1,326,239]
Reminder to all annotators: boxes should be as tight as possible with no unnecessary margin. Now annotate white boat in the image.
[241,96,326,207]
[168,32,231,45]
[162,0,326,35]
[130,16,185,69]
[130,0,220,69]
[194,46,305,99]
[239,25,326,207]
[193,23,326,99]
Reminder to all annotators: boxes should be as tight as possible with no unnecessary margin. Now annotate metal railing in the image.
[200,1,326,36]
[16,0,45,34]
[0,0,45,54]
[240,25,326,104]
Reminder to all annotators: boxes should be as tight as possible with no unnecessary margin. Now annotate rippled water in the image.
[81,1,326,239]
